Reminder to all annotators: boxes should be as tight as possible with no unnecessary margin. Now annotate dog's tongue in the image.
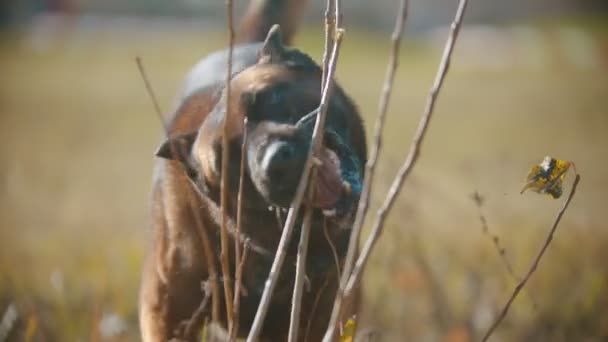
[313,147,343,209]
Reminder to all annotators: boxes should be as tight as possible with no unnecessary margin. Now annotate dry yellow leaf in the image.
[340,317,357,342]
[521,156,572,199]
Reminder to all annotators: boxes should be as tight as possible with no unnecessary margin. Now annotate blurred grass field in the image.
[1,16,607,341]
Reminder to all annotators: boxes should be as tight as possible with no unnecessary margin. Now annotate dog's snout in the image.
[262,141,300,182]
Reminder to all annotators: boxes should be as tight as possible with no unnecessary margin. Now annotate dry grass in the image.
[1,18,607,340]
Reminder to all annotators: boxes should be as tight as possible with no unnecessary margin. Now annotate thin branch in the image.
[304,276,331,342]
[323,0,409,337]
[321,1,335,90]
[229,116,248,341]
[344,0,468,299]
[471,192,538,310]
[482,174,581,341]
[0,303,18,342]
[230,241,250,340]
[288,183,316,342]
[135,56,165,126]
[289,3,343,339]
[221,0,236,330]
[323,218,342,282]
[324,1,468,339]
[135,56,222,321]
[246,23,345,342]
[179,281,212,339]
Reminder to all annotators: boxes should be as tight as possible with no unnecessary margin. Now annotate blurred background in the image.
[1,0,607,341]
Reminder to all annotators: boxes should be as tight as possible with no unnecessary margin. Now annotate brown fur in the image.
[139,2,366,341]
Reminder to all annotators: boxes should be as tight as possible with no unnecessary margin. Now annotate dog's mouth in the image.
[314,129,362,216]
[312,146,344,210]
[255,129,362,218]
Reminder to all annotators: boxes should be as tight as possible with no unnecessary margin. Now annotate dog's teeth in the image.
[322,209,336,217]
[268,206,274,212]
[342,181,352,195]
[312,156,323,166]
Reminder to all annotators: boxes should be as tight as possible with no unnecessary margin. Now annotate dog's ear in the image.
[258,24,286,64]
[155,131,197,164]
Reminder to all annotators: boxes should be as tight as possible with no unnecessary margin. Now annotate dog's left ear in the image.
[258,24,286,64]
[155,131,197,164]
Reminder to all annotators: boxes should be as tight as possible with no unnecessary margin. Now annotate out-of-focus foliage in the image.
[1,14,607,341]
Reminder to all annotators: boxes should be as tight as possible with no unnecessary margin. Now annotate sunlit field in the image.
[1,15,607,341]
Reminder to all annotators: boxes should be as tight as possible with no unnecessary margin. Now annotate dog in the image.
[139,1,367,340]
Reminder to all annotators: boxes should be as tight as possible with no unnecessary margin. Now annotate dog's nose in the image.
[262,141,301,183]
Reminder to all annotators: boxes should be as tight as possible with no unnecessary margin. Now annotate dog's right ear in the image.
[155,131,197,164]
[258,24,286,64]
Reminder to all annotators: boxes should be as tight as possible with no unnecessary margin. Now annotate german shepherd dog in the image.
[139,0,367,340]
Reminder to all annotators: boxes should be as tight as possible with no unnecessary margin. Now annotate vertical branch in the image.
[288,182,316,342]
[471,192,538,309]
[482,174,581,341]
[288,1,342,339]
[246,20,345,342]
[324,0,469,340]
[230,242,250,340]
[321,1,335,89]
[181,282,212,338]
[229,116,248,340]
[135,56,221,321]
[323,0,409,338]
[221,0,236,330]
[343,0,468,301]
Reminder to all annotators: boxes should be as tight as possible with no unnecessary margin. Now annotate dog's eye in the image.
[267,90,282,105]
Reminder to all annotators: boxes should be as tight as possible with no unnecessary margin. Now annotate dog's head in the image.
[157,25,366,220]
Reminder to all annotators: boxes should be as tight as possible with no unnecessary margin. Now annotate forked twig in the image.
[221,0,236,331]
[482,174,581,341]
[135,56,222,322]
[323,0,409,337]
[246,18,345,342]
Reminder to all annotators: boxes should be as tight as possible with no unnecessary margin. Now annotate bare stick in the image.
[471,192,538,310]
[135,56,222,321]
[221,0,236,330]
[304,276,331,342]
[229,117,248,341]
[321,1,335,89]
[135,56,165,127]
[322,0,409,337]
[323,1,468,339]
[482,174,581,341]
[0,303,18,342]
[180,281,212,338]
[246,25,345,342]
[230,241,250,340]
[288,183,316,342]
[323,218,342,282]
[287,0,343,330]
[344,0,468,301]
